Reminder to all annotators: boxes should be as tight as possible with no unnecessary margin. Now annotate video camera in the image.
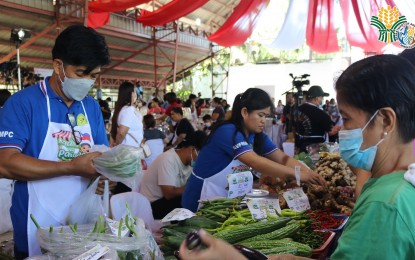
[289,73,310,100]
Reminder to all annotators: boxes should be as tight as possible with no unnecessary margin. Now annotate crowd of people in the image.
[0,23,415,260]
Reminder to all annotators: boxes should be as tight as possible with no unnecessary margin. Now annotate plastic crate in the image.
[327,214,349,233]
[311,231,336,260]
[325,214,349,256]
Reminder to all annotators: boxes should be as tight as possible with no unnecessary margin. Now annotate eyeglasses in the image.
[67,113,81,145]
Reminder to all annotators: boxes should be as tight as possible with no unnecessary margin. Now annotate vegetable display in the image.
[159,198,343,258]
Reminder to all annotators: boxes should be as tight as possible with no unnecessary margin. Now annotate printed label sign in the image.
[161,208,196,223]
[282,187,310,212]
[246,198,281,220]
[227,171,253,198]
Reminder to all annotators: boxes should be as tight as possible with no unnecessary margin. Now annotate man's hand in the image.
[179,229,247,260]
[69,151,101,179]
[96,176,117,195]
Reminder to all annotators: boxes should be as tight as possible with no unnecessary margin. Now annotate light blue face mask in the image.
[59,64,95,101]
[190,148,198,167]
[339,110,384,171]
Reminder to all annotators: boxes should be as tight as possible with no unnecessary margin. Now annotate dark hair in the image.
[143,114,156,129]
[110,81,135,140]
[52,24,110,74]
[196,98,205,108]
[178,131,207,150]
[398,48,415,66]
[213,97,222,104]
[0,89,11,107]
[209,88,274,154]
[202,114,211,121]
[335,54,415,143]
[171,107,183,115]
[106,97,112,102]
[189,94,197,100]
[164,92,177,103]
[152,98,160,104]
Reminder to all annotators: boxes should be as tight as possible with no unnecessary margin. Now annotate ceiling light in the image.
[195,18,201,27]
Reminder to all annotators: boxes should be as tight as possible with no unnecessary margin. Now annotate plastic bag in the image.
[93,144,145,190]
[0,179,13,234]
[66,177,108,225]
[36,223,164,260]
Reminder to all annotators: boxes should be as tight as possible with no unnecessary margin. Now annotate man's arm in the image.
[160,185,185,200]
[0,148,100,181]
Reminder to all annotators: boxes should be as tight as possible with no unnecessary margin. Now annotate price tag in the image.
[282,187,310,212]
[73,244,110,260]
[161,208,196,223]
[246,198,281,220]
[106,217,129,237]
[227,171,253,198]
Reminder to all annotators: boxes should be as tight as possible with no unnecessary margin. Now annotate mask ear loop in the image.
[362,110,379,132]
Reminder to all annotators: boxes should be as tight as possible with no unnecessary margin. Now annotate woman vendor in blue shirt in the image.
[182,88,326,212]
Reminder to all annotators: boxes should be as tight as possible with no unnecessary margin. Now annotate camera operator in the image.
[294,85,340,152]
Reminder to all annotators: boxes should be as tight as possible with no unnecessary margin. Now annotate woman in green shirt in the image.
[179,55,415,260]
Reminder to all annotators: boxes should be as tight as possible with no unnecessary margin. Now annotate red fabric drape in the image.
[89,0,149,13]
[339,0,396,53]
[306,0,339,53]
[136,0,209,27]
[87,12,110,28]
[208,0,269,47]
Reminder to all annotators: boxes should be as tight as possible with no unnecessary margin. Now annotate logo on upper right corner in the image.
[371,5,415,49]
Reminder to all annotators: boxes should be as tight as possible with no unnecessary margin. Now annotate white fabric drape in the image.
[394,0,415,22]
[268,0,310,50]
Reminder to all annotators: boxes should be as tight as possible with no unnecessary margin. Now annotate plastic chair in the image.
[144,139,164,166]
[110,191,162,232]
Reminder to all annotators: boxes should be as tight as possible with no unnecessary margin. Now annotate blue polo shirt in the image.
[0,78,108,253]
[182,123,278,212]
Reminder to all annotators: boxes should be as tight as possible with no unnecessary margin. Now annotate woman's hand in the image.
[179,229,247,260]
[300,169,327,187]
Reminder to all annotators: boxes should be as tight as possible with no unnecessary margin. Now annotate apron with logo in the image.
[27,81,95,256]
[192,159,249,203]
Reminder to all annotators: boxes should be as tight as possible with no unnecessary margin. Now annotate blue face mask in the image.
[190,148,198,167]
[339,110,384,171]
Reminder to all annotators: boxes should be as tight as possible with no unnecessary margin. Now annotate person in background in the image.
[221,99,230,112]
[182,88,326,212]
[275,99,284,120]
[211,97,225,122]
[196,98,206,117]
[282,92,295,134]
[0,89,11,118]
[184,93,198,121]
[202,114,212,135]
[322,99,330,111]
[147,98,165,115]
[158,92,181,122]
[182,55,415,260]
[110,81,143,147]
[140,131,206,219]
[167,107,195,149]
[294,86,339,153]
[143,114,169,144]
[99,97,111,130]
[0,24,111,258]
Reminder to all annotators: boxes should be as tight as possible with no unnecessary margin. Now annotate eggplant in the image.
[233,244,268,260]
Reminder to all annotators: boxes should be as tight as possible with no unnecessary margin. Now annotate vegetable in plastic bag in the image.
[92,144,145,191]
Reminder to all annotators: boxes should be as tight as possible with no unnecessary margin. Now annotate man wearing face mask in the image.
[0,25,110,258]
[140,131,206,219]
[294,85,339,153]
